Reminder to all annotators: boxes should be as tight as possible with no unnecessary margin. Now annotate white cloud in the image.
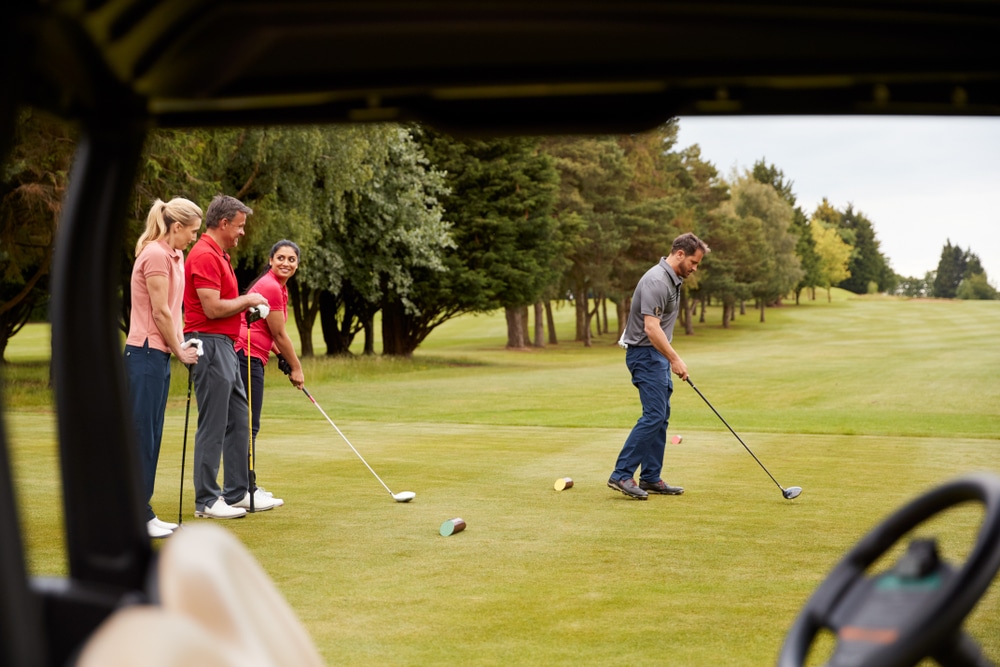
[676,116,1000,281]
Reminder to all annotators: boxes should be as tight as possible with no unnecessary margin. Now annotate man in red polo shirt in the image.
[184,194,274,519]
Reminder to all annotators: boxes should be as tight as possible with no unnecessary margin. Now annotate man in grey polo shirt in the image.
[609,232,709,500]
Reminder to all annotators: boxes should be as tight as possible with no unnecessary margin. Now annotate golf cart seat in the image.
[77,524,324,667]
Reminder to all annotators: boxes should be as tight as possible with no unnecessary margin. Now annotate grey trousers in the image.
[187,333,250,510]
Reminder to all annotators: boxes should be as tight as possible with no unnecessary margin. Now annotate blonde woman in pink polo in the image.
[124,198,202,538]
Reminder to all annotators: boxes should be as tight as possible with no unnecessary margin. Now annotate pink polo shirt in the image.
[126,239,185,353]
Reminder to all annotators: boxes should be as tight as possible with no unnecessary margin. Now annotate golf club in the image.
[177,338,203,524]
[685,377,802,500]
[245,311,256,512]
[300,387,415,503]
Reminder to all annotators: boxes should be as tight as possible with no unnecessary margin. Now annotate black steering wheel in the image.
[778,472,1000,667]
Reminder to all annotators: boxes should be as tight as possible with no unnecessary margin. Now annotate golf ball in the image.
[671,434,683,444]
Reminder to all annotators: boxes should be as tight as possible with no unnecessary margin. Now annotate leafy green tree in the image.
[614,122,724,337]
[210,125,379,356]
[0,109,76,360]
[750,160,796,202]
[789,208,820,304]
[214,126,347,269]
[934,242,997,300]
[957,251,997,299]
[932,239,966,298]
[545,136,633,346]
[894,272,936,298]
[835,204,893,294]
[810,219,852,301]
[894,275,923,297]
[965,252,984,277]
[133,129,225,225]
[482,140,560,349]
[956,272,999,300]
[726,174,803,321]
[399,130,560,355]
[700,177,771,328]
[750,160,819,305]
[669,143,728,333]
[327,125,451,355]
[615,123,688,280]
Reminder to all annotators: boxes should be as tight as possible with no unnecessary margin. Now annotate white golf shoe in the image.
[194,497,247,519]
[146,518,173,538]
[234,488,279,511]
[150,516,178,531]
[256,486,285,507]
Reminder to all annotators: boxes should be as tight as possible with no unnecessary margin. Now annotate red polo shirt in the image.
[235,269,287,365]
[183,234,242,339]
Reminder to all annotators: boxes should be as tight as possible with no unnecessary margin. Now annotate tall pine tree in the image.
[836,205,893,294]
[932,240,967,298]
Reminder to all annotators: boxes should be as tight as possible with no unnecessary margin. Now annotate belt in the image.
[186,332,233,341]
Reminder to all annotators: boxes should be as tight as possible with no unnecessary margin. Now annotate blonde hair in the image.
[135,197,203,256]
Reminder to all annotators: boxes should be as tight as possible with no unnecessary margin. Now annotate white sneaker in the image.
[194,497,247,519]
[147,518,173,538]
[150,516,178,531]
[256,486,285,507]
[234,488,278,511]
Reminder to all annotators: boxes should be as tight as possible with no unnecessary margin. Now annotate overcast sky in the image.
[674,116,1000,282]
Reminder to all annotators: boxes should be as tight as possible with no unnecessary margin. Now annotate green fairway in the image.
[4,292,1000,665]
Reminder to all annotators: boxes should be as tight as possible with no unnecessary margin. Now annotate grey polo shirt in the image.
[620,257,683,346]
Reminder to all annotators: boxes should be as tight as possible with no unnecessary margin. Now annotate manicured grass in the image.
[4,292,1000,665]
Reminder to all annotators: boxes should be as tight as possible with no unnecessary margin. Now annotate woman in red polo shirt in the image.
[235,240,305,506]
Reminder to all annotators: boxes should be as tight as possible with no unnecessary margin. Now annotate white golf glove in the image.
[248,303,270,321]
[181,338,204,356]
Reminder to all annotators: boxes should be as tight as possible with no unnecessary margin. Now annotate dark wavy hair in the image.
[672,232,710,257]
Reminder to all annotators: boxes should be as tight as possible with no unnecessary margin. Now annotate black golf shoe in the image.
[639,479,685,495]
[607,477,648,500]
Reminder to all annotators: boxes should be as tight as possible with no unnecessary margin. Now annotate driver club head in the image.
[393,491,416,503]
[783,486,802,500]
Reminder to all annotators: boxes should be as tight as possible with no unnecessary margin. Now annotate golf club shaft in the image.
[301,387,396,497]
[178,367,193,525]
[685,378,785,491]
[246,325,255,511]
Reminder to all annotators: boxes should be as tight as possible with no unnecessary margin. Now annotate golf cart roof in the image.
[2,1,1000,665]
[13,1,1000,136]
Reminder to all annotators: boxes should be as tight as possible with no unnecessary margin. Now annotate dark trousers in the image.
[188,334,250,510]
[124,341,171,521]
[612,345,673,482]
[237,350,265,449]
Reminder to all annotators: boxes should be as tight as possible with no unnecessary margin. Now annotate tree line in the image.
[894,240,998,300]
[2,110,996,360]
